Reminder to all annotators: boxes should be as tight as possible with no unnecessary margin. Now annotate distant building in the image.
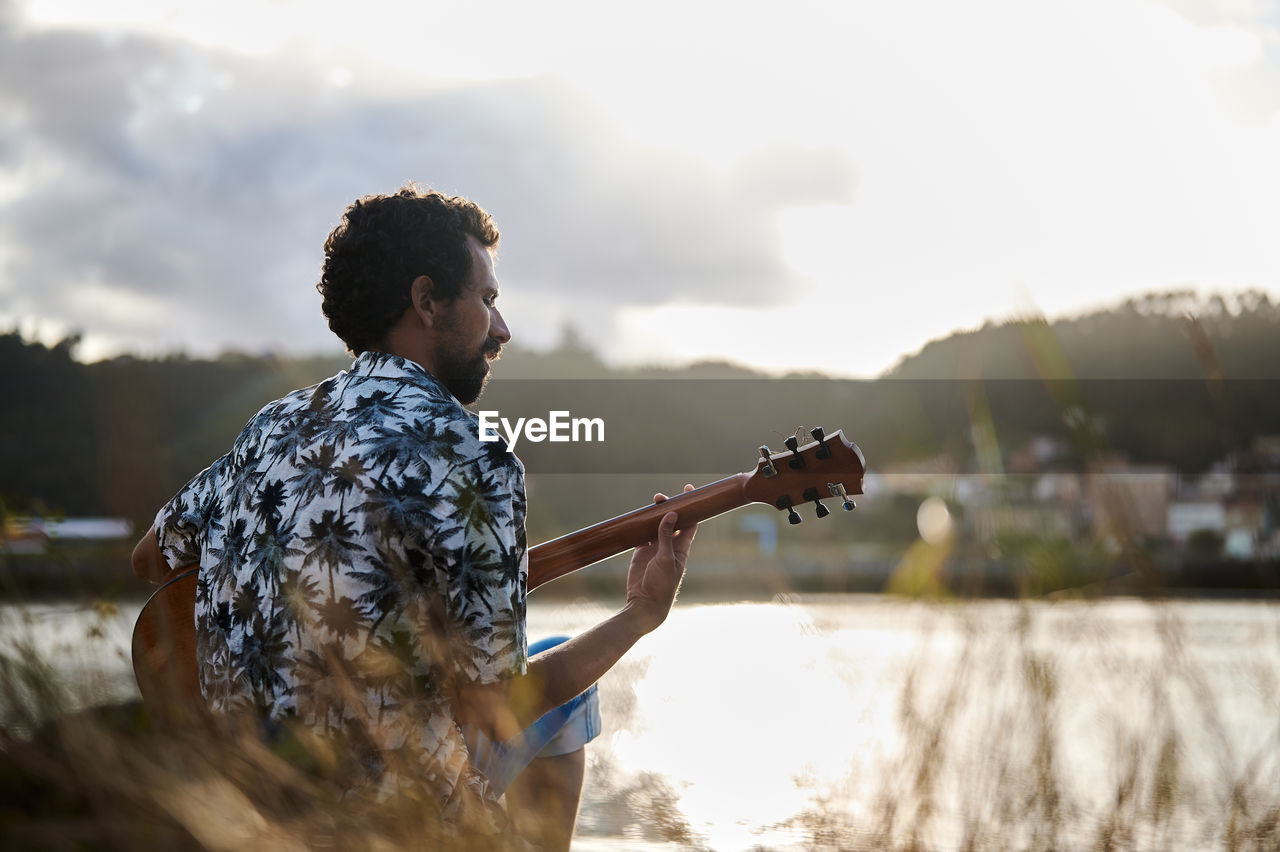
[1220,436,1280,559]
[1175,467,1234,502]
[1,517,133,554]
[1009,436,1073,474]
[1086,459,1176,541]
[1167,502,1227,544]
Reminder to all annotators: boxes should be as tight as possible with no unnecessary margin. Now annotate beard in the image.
[437,338,501,405]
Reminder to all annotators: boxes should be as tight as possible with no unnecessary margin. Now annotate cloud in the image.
[1154,0,1272,28]
[0,4,857,357]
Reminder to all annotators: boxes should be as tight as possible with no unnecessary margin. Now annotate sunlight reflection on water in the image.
[530,595,1280,851]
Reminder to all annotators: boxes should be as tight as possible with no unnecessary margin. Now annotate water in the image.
[0,600,140,725]
[4,595,1279,850]
[529,595,1280,850]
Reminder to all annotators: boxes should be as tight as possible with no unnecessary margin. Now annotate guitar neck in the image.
[528,472,752,590]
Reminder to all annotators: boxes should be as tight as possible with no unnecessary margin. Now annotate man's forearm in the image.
[508,603,651,729]
[460,603,654,742]
[458,506,693,742]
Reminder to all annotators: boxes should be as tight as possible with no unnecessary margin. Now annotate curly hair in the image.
[317,185,500,354]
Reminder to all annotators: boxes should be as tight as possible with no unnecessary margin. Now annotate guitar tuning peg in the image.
[810,427,832,460]
[776,495,803,524]
[783,435,805,469]
[759,446,779,478]
[828,482,856,511]
[803,486,831,518]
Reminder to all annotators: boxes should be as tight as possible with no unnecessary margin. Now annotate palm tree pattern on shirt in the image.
[154,350,527,823]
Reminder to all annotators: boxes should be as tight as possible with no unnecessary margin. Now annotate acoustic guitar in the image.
[131,428,866,708]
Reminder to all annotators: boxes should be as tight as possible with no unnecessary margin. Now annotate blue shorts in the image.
[464,636,602,797]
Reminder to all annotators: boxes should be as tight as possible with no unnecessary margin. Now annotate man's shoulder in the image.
[234,357,449,431]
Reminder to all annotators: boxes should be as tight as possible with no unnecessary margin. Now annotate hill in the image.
[885,289,1280,380]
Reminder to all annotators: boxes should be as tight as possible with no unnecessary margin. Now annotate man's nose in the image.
[490,308,511,345]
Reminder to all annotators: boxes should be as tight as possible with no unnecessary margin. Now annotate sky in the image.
[2,0,1278,377]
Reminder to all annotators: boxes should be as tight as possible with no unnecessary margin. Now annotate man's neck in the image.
[372,323,438,379]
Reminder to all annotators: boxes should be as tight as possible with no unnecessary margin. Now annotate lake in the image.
[3,594,1278,850]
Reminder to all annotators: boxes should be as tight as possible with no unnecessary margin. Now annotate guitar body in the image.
[131,429,865,710]
[131,567,200,709]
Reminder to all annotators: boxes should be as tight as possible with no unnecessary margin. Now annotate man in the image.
[132,186,697,849]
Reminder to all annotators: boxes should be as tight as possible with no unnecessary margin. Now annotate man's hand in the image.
[623,485,698,635]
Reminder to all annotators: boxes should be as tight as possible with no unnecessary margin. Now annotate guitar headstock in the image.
[742,427,866,524]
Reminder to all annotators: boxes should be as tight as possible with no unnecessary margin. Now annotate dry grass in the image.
[3,595,1279,851]
[757,600,1280,852]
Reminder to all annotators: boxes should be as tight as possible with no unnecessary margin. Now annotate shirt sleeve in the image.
[152,455,230,571]
[428,423,528,686]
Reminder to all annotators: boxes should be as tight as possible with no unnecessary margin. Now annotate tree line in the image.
[3,290,1280,541]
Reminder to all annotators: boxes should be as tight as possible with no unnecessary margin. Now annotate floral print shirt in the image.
[154,350,527,832]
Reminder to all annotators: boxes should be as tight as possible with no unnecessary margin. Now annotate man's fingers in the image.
[671,520,698,558]
[650,485,697,546]
[657,510,678,538]
[654,484,694,504]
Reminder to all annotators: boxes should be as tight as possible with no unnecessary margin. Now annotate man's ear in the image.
[410,275,437,327]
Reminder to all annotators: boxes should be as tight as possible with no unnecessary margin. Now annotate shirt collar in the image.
[349,350,455,403]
